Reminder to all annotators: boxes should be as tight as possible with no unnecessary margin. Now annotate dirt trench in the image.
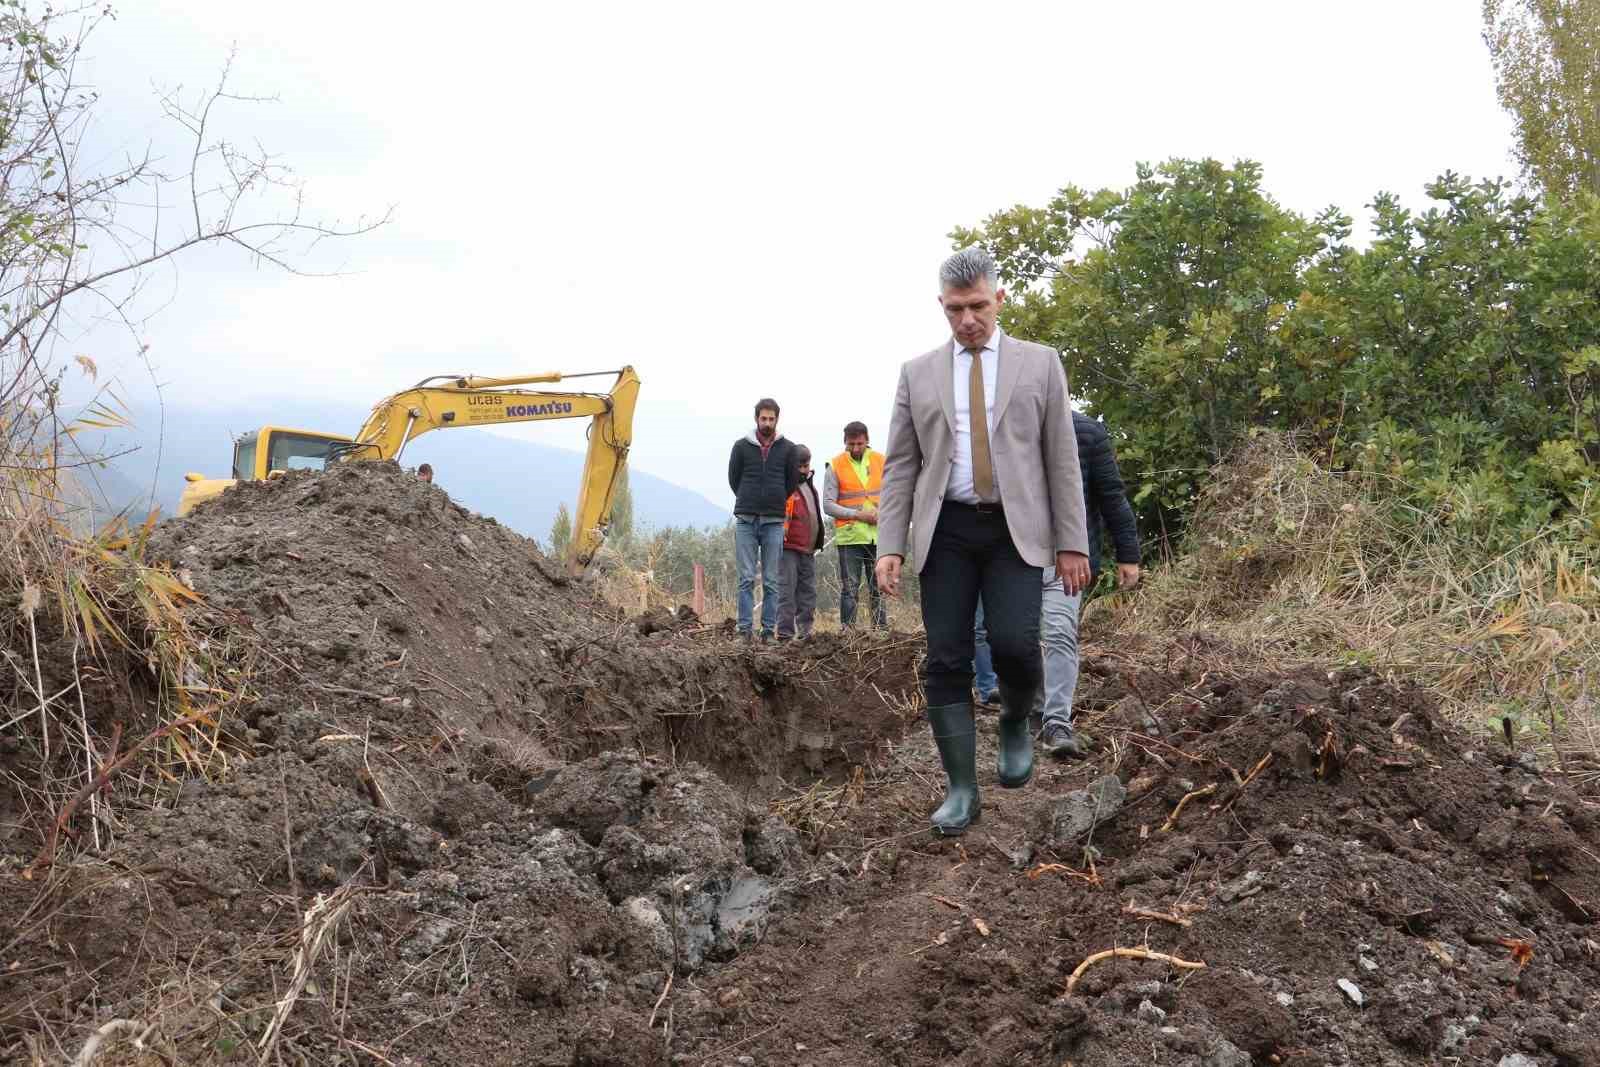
[2,462,1599,1066]
[670,649,1600,1066]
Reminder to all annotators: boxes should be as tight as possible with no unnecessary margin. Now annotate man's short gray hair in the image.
[940,245,999,291]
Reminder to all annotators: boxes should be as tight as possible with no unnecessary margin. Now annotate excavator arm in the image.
[342,366,639,573]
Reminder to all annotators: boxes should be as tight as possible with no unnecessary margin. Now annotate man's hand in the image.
[857,506,879,526]
[1117,562,1141,590]
[1056,551,1091,595]
[875,554,902,596]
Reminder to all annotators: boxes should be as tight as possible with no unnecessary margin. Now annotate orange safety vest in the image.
[831,450,883,528]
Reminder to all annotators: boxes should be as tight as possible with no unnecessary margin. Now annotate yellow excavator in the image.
[177,367,640,573]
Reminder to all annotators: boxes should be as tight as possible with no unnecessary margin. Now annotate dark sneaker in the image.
[1042,722,1090,759]
[976,689,1001,710]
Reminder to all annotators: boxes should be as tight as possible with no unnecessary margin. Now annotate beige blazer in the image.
[878,333,1087,573]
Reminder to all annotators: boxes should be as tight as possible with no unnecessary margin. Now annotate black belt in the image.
[943,499,1004,514]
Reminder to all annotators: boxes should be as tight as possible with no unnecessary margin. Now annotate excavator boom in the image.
[346,367,639,572]
[346,385,608,461]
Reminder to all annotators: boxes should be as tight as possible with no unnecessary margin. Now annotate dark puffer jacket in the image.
[728,431,801,517]
[1074,411,1141,578]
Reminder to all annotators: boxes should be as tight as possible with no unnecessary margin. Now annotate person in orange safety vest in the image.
[823,421,887,628]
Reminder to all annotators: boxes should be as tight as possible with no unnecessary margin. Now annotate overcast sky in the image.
[62,0,1517,511]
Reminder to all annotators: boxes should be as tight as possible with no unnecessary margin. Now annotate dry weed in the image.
[1107,434,1600,776]
[4,376,259,877]
[772,766,867,840]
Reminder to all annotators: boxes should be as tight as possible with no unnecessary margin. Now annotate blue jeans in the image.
[736,516,785,636]
[973,599,998,697]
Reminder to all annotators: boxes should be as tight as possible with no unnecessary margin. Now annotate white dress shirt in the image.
[946,328,1000,504]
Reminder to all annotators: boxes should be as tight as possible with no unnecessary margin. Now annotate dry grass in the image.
[771,766,868,840]
[9,860,381,1066]
[592,546,924,633]
[3,376,254,874]
[1097,434,1600,771]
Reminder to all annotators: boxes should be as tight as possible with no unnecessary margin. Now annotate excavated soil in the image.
[3,461,1599,1066]
[670,652,1600,1066]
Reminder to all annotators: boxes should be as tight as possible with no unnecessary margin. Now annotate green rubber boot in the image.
[927,701,980,835]
[995,681,1037,788]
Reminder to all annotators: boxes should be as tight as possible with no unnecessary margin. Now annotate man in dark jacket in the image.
[1071,411,1141,585]
[1037,411,1140,755]
[728,398,802,641]
[974,410,1141,756]
[778,445,824,641]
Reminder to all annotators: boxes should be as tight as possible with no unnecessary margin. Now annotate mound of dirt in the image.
[150,461,918,785]
[5,461,1599,1067]
[0,462,922,1064]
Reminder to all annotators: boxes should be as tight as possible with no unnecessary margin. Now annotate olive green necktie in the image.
[967,348,996,501]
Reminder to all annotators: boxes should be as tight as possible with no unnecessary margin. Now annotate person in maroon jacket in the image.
[778,446,824,641]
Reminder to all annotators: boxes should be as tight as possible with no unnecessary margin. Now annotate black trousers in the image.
[919,502,1044,706]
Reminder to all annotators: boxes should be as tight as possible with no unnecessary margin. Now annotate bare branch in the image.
[0,4,386,898]
[0,11,387,359]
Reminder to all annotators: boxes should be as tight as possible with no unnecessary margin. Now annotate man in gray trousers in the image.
[1034,412,1142,755]
[975,411,1143,757]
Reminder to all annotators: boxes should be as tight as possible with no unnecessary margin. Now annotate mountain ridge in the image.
[88,402,730,540]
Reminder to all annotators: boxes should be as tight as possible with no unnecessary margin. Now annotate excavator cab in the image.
[180,427,355,516]
[230,428,354,480]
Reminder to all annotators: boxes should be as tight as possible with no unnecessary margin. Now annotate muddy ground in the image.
[2,461,1598,1066]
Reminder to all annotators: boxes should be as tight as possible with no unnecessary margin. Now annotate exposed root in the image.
[1122,901,1194,927]
[70,1018,161,1067]
[1064,946,1207,995]
[1159,783,1217,832]
[648,972,674,1030]
[1028,862,1100,885]
[344,1038,400,1065]
[1240,751,1274,787]
[1220,751,1276,814]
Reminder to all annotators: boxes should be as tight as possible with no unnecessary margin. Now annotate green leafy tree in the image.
[958,158,1600,554]
[955,158,1342,548]
[1483,0,1600,201]
[549,502,573,557]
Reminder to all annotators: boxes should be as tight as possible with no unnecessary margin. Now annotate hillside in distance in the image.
[93,401,729,540]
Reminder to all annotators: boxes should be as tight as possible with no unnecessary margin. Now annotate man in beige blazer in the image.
[875,246,1089,835]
